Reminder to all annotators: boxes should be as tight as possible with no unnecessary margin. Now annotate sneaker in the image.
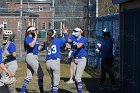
[111,85,118,91]
[66,80,74,84]
[97,85,104,91]
[111,87,117,91]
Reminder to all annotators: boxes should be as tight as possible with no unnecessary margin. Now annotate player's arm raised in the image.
[28,31,37,48]
[62,27,72,43]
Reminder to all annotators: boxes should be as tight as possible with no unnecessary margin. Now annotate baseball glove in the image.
[0,76,16,85]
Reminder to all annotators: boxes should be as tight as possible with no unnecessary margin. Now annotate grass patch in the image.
[9,62,93,93]
[85,66,100,78]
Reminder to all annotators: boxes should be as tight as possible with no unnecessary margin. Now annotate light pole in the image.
[51,0,55,29]
[19,0,23,59]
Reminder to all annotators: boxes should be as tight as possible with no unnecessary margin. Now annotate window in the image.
[29,6,33,11]
[42,22,46,30]
[3,22,7,30]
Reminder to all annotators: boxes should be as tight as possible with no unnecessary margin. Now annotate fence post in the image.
[19,0,23,60]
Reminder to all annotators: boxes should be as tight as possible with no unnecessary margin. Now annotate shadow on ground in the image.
[83,66,121,93]
[59,88,73,93]
[82,77,121,93]
[16,88,38,93]
[16,85,73,93]
[60,77,69,82]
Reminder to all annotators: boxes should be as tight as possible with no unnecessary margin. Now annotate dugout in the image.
[113,0,140,93]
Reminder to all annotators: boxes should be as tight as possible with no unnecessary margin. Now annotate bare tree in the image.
[98,0,119,16]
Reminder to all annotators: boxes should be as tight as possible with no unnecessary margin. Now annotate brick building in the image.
[0,0,51,38]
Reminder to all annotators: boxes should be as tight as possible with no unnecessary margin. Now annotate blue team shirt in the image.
[100,37,114,58]
[7,42,16,61]
[45,38,65,60]
[0,42,16,63]
[0,47,2,64]
[7,42,16,53]
[25,36,40,55]
[70,36,87,58]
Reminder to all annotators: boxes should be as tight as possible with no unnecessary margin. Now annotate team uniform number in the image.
[48,45,57,55]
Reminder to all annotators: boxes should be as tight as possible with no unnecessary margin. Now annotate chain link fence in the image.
[95,13,120,78]
[0,1,120,76]
[0,0,93,63]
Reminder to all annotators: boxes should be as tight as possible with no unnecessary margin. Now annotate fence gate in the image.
[120,8,140,93]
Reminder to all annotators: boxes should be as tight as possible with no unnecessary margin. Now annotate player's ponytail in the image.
[47,30,53,50]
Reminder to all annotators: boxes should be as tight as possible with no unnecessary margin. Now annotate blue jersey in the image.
[0,47,2,64]
[7,42,16,61]
[100,37,114,58]
[25,36,40,55]
[1,41,16,63]
[45,38,65,60]
[70,36,86,58]
[7,42,16,53]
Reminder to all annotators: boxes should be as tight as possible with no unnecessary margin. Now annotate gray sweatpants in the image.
[74,57,87,82]
[25,53,44,81]
[0,60,18,93]
[46,59,60,90]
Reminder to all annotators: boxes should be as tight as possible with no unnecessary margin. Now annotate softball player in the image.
[0,26,13,79]
[45,29,67,93]
[0,30,18,93]
[20,26,44,93]
[64,27,87,93]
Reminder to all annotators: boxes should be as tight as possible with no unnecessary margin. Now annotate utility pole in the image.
[51,0,55,29]
[87,0,96,65]
[19,0,23,59]
[96,0,98,17]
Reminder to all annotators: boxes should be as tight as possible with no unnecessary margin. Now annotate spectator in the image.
[96,28,116,90]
